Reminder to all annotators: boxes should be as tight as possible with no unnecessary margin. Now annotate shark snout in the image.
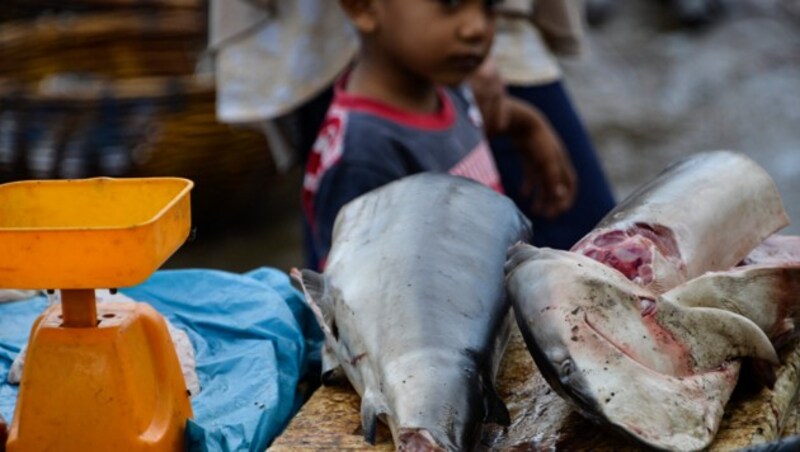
[397,428,447,452]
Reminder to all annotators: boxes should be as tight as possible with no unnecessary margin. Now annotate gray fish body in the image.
[573,150,788,292]
[295,173,531,451]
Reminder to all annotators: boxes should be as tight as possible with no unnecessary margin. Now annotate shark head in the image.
[505,243,779,450]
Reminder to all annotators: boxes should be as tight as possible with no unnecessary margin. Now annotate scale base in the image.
[7,301,193,451]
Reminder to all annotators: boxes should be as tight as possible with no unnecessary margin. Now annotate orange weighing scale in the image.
[0,177,194,451]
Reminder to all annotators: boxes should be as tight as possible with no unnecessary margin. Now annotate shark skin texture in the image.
[294,173,532,451]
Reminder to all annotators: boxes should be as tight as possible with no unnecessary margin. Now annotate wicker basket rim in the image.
[0,10,204,44]
[0,73,215,101]
[7,0,202,7]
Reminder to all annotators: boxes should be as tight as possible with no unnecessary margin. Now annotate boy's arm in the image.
[469,59,577,219]
[499,97,577,219]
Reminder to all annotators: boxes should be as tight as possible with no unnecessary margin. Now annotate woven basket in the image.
[0,10,283,227]
[0,11,207,81]
[0,74,275,228]
[8,0,203,7]
[1,0,204,22]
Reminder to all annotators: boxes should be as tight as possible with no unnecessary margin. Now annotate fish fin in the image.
[321,343,346,385]
[658,302,779,369]
[291,268,346,380]
[485,312,512,426]
[466,346,511,426]
[360,389,389,445]
[482,379,510,426]
[664,264,800,345]
[291,268,337,339]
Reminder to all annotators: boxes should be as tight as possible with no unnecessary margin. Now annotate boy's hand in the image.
[469,61,577,218]
[507,98,577,219]
[469,58,510,135]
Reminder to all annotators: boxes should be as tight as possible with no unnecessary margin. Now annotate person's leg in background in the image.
[491,80,615,250]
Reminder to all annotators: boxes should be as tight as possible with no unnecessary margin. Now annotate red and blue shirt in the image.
[303,77,503,269]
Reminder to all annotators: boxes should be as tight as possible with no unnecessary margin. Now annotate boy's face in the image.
[368,0,499,86]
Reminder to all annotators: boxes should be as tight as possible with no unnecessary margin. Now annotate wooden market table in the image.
[271,322,800,451]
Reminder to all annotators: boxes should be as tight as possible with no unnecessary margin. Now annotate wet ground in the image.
[564,0,800,235]
[165,0,800,274]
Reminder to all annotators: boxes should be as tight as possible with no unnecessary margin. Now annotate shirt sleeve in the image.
[311,161,399,265]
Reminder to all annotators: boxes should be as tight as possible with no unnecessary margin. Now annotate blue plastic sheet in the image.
[0,267,322,451]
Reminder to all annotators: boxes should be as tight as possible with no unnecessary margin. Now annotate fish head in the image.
[505,244,781,450]
[380,347,503,451]
[293,268,479,451]
[505,244,662,418]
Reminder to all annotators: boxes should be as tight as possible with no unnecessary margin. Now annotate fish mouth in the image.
[397,428,447,451]
[583,311,676,376]
[583,313,645,365]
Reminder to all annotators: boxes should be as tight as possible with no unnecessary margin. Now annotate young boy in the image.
[303,0,577,270]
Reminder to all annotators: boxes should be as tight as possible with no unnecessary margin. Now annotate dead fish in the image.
[505,244,784,451]
[293,173,531,451]
[573,150,788,293]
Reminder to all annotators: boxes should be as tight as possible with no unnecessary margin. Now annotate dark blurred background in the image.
[0,0,797,274]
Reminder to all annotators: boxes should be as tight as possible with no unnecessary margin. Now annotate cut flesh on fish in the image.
[506,244,787,451]
[294,173,531,451]
[573,150,788,293]
[509,151,800,450]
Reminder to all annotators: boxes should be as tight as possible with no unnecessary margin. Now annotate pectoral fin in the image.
[291,268,345,380]
[360,389,390,445]
[664,264,800,344]
[657,302,779,370]
[321,343,345,385]
[291,268,337,340]
[482,379,510,426]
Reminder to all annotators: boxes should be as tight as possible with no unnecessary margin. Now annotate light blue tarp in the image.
[0,268,322,451]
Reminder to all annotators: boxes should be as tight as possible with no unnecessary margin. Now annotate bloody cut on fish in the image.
[572,150,788,293]
[293,173,531,451]
[508,151,800,451]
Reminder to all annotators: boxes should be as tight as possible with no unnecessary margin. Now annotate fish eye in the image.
[639,296,657,316]
[560,359,574,378]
